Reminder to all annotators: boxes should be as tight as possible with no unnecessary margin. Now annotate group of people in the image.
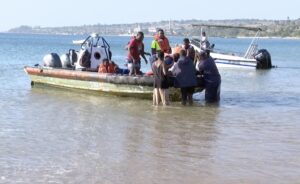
[97,28,221,105]
[152,47,221,106]
[125,29,221,105]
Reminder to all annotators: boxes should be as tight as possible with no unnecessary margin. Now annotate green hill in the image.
[7,19,300,38]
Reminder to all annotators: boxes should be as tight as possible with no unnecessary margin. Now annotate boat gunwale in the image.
[24,66,154,86]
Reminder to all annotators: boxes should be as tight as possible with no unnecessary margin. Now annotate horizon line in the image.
[4,17,298,31]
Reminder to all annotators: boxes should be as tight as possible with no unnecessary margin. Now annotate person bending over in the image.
[174,50,197,105]
[197,50,221,103]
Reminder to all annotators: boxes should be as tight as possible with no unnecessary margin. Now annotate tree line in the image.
[7,19,300,38]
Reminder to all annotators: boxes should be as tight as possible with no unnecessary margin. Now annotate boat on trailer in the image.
[190,24,272,69]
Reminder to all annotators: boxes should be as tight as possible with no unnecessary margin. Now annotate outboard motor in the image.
[60,49,78,69]
[78,49,91,68]
[43,53,62,68]
[255,49,272,69]
[69,49,78,66]
[60,53,72,68]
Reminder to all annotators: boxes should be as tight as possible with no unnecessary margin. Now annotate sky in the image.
[0,0,299,31]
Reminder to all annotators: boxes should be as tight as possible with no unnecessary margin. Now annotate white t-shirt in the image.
[168,62,181,75]
[201,36,207,42]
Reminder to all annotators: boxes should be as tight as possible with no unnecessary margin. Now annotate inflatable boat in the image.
[24,33,205,100]
[24,66,175,99]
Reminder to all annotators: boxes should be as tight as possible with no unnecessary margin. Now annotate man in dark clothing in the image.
[174,50,197,105]
[182,38,195,61]
[198,50,221,103]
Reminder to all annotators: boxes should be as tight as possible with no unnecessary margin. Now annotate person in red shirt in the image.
[127,32,150,75]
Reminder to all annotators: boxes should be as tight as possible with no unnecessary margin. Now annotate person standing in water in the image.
[197,50,221,103]
[152,51,170,106]
[174,50,197,105]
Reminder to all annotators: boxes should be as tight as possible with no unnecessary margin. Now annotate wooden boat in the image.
[24,66,182,100]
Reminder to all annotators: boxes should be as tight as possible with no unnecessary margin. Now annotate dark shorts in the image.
[181,87,195,95]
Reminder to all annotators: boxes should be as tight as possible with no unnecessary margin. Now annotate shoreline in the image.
[237,36,300,40]
[1,32,300,40]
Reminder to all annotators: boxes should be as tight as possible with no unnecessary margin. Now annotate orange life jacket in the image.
[154,34,171,53]
[98,62,117,73]
[172,46,182,54]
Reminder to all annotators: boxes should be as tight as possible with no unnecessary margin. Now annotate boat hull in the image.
[191,42,258,69]
[24,67,181,100]
[215,60,256,68]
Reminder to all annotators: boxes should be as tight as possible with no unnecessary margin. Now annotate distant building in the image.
[148,27,157,33]
[133,24,142,33]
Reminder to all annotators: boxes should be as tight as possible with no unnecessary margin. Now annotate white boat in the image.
[72,39,85,45]
[191,24,272,69]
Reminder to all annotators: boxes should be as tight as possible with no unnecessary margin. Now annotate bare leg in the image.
[160,88,169,106]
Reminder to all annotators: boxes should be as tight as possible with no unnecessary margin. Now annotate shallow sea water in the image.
[0,33,300,183]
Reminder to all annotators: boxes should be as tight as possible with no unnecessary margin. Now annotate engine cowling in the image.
[255,49,272,69]
[43,53,62,68]
[60,54,72,68]
[69,49,78,66]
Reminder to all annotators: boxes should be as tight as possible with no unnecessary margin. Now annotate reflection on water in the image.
[0,86,299,183]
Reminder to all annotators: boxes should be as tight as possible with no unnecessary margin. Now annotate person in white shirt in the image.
[168,53,180,75]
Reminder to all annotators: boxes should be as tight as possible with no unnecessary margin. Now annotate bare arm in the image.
[140,44,148,64]
[162,62,167,76]
[141,54,148,65]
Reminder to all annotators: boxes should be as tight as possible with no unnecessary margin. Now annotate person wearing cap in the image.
[197,50,221,103]
[151,29,172,55]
